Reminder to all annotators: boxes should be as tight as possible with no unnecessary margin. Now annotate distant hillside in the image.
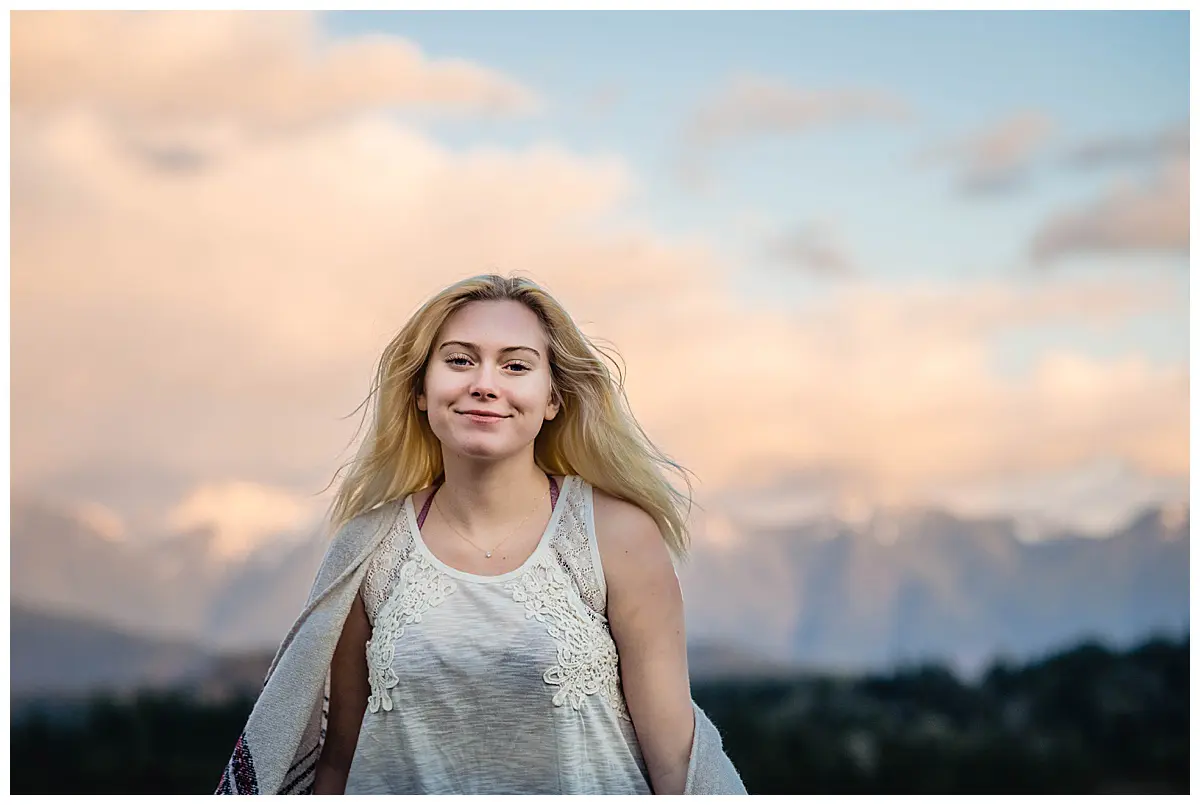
[11,605,211,698]
[11,604,791,701]
[11,605,277,708]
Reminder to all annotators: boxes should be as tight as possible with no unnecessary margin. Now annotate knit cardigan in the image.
[215,495,747,795]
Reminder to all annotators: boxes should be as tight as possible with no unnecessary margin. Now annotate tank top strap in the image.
[417,474,559,529]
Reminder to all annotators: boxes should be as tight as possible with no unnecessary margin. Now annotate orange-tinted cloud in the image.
[608,277,1186,509]
[166,481,324,560]
[12,10,540,131]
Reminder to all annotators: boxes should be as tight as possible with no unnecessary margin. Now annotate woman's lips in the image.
[458,411,508,424]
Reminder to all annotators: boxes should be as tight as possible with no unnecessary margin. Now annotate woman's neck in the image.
[434,459,552,536]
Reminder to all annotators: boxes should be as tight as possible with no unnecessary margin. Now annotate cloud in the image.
[11,99,713,557]
[672,73,911,194]
[1061,121,1189,171]
[1030,156,1189,265]
[913,111,1055,197]
[763,219,857,278]
[580,83,626,121]
[11,108,646,491]
[603,276,1186,531]
[11,10,541,133]
[165,481,322,560]
[683,74,912,148]
[668,151,719,198]
[71,502,128,543]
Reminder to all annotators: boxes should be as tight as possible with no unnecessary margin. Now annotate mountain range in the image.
[679,502,1189,675]
[10,495,1189,697]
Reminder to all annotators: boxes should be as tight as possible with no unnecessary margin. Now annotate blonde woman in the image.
[216,274,745,795]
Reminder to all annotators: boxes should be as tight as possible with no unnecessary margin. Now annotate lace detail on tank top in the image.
[360,508,418,625]
[365,553,458,713]
[358,476,625,719]
[361,500,458,714]
[504,555,630,721]
[549,481,606,616]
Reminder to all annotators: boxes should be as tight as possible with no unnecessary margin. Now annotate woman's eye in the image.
[444,355,531,373]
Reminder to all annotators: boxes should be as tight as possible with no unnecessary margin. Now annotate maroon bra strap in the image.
[417,474,559,529]
[417,485,437,528]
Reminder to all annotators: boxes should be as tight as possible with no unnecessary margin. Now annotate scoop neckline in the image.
[404,474,574,584]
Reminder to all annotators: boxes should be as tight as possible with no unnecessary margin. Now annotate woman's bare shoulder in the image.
[590,486,671,577]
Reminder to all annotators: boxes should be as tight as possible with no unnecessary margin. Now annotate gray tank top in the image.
[345,474,651,794]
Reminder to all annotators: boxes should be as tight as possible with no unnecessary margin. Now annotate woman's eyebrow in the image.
[438,340,541,359]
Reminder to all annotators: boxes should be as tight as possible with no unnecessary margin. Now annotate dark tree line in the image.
[11,635,1188,794]
[695,635,1188,794]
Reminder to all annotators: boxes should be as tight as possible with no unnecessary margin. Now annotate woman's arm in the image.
[312,591,371,794]
[595,491,696,795]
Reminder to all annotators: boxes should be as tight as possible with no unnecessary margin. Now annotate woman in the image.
[216,274,745,795]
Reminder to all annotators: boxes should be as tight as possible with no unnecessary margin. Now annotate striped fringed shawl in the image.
[215,497,747,795]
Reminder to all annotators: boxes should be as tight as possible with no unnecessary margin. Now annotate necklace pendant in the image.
[485,551,493,558]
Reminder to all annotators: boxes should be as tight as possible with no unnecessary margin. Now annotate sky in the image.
[9,10,1189,560]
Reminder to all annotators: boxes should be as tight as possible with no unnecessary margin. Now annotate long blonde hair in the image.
[322,273,697,559]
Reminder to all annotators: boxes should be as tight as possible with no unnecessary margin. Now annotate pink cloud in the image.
[1061,121,1189,171]
[684,73,912,148]
[912,110,1056,196]
[12,11,541,131]
[1031,156,1189,264]
[764,218,858,278]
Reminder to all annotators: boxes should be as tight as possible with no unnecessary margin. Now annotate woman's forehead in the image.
[440,300,547,344]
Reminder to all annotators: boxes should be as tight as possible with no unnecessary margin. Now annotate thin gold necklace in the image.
[433,477,551,559]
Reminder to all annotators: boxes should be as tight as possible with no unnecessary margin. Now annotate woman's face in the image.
[418,299,560,461]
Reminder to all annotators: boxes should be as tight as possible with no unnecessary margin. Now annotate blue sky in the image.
[323,10,1189,376]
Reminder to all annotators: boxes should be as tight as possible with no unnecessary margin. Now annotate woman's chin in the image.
[448,436,511,459]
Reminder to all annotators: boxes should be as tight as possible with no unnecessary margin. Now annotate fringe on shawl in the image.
[215,667,332,795]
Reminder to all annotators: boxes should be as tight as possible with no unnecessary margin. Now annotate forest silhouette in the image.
[11,634,1188,794]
